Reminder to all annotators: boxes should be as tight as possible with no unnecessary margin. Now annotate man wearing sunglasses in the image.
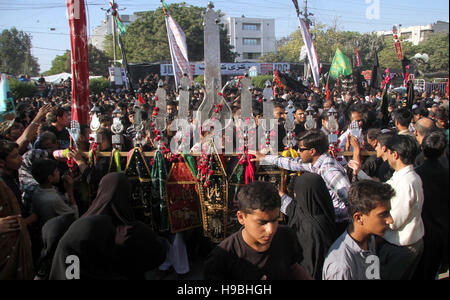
[251,129,351,235]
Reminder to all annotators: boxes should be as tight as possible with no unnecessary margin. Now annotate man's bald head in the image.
[414,118,436,144]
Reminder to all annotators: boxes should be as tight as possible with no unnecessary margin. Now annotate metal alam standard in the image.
[68,2,373,243]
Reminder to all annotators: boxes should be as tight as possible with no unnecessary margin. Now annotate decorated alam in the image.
[0,0,449,282]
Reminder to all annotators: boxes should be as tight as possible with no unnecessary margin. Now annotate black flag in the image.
[401,56,411,78]
[405,80,415,110]
[370,52,382,90]
[379,85,390,129]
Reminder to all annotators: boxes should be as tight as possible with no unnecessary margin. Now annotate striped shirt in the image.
[263,153,351,223]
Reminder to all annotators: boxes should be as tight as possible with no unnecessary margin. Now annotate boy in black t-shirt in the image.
[204,181,313,280]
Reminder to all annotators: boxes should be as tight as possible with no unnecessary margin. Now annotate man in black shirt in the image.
[44,106,71,150]
[204,181,313,280]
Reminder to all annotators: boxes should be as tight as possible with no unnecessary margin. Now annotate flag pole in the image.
[160,0,168,16]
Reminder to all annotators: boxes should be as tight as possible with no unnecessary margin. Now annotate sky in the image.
[0,0,448,73]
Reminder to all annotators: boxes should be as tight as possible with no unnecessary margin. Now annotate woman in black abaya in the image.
[283,173,339,280]
[49,172,167,280]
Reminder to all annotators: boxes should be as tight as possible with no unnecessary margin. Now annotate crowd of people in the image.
[0,71,448,280]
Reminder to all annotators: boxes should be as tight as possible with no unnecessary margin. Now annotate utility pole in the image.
[102,0,126,65]
[301,0,314,81]
[302,0,314,29]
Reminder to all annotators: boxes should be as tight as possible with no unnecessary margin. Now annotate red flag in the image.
[137,93,145,105]
[67,0,90,125]
[356,48,361,67]
[326,82,330,101]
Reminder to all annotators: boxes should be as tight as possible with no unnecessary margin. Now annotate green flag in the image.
[329,48,352,79]
[115,16,126,35]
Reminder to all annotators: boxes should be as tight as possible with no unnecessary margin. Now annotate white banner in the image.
[160,63,290,76]
[165,12,193,88]
[108,66,126,85]
[297,18,320,87]
[299,45,307,61]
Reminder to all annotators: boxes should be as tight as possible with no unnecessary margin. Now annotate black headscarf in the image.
[49,172,167,279]
[49,215,125,280]
[286,173,339,280]
[82,172,135,225]
[35,213,76,280]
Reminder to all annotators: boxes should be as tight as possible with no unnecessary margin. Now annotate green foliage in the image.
[8,78,37,100]
[88,45,111,77]
[0,28,40,76]
[194,75,204,86]
[252,75,273,89]
[105,3,236,64]
[43,50,71,75]
[89,77,110,95]
[378,38,417,71]
[416,33,449,73]
[45,45,110,77]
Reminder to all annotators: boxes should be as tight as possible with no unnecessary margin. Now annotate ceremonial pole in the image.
[66,0,90,126]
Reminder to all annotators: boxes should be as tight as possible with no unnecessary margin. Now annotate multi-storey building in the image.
[224,16,276,62]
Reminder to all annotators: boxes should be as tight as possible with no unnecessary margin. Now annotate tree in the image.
[259,22,382,68]
[0,28,40,76]
[43,50,71,75]
[104,3,236,64]
[45,45,110,77]
[9,79,37,100]
[88,45,110,77]
[416,33,449,73]
[89,77,110,95]
[378,38,417,71]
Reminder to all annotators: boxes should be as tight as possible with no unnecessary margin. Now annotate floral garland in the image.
[328,132,343,161]
[150,99,180,163]
[196,150,214,188]
[88,138,99,167]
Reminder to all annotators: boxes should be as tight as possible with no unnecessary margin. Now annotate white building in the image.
[89,13,140,51]
[376,21,449,46]
[224,16,276,62]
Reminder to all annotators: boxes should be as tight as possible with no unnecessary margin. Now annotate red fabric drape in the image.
[67,0,90,125]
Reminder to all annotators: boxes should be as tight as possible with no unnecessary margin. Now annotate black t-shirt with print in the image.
[204,225,302,280]
[47,125,70,149]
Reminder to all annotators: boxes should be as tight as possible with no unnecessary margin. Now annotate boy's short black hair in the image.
[38,131,57,146]
[385,134,419,165]
[367,128,381,141]
[348,180,395,217]
[435,106,448,121]
[421,130,447,160]
[295,102,308,112]
[237,181,280,215]
[0,139,19,160]
[32,159,58,185]
[298,129,329,155]
[412,107,428,118]
[393,108,413,127]
[376,131,395,147]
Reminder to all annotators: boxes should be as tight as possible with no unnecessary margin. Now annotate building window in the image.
[243,38,260,46]
[243,23,260,31]
[243,52,261,60]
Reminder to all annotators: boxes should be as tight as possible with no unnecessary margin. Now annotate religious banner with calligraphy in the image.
[254,163,286,222]
[196,141,229,244]
[165,155,202,233]
[392,25,404,61]
[66,0,90,125]
[124,147,153,227]
[225,156,245,236]
[159,63,291,76]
